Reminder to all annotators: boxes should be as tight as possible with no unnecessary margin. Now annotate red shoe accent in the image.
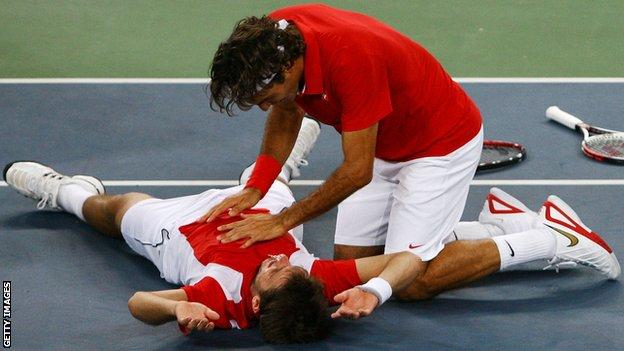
[543,201,613,253]
[487,193,525,214]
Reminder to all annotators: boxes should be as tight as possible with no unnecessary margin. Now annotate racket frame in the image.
[477,140,526,172]
[579,129,624,164]
[547,106,624,164]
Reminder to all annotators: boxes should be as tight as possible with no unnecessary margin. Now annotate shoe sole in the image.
[608,253,621,279]
[3,160,29,181]
[3,160,106,194]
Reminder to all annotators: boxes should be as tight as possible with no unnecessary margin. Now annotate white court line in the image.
[1,179,624,187]
[1,78,624,84]
[2,80,621,186]
[457,77,624,83]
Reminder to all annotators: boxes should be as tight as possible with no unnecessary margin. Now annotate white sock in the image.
[450,221,504,241]
[57,183,93,221]
[491,228,557,270]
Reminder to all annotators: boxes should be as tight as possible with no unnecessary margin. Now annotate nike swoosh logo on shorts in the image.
[409,243,423,249]
[545,224,579,247]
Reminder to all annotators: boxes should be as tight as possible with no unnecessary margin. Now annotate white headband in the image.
[276,19,289,30]
[257,19,289,91]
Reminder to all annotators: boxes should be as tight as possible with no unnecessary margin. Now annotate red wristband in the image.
[244,154,282,196]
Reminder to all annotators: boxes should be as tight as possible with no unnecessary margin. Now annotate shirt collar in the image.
[292,20,323,95]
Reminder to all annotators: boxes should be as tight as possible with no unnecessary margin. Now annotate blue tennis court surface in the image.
[1,81,622,350]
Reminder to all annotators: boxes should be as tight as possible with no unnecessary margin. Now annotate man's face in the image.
[252,78,298,112]
[250,57,304,112]
[253,254,307,293]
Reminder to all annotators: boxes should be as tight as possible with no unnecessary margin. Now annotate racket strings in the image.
[481,146,522,159]
[584,133,624,158]
[478,141,526,171]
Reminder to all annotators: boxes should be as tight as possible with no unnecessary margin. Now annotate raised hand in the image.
[175,301,220,333]
[331,287,379,320]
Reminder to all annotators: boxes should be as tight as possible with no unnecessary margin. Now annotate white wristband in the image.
[356,277,393,306]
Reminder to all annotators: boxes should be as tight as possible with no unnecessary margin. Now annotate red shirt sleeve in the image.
[330,44,393,132]
[180,277,242,333]
[310,259,362,305]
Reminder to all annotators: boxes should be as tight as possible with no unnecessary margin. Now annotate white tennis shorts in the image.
[335,127,483,261]
[119,181,302,284]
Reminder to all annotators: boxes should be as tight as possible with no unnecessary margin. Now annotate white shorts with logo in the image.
[119,181,303,285]
[335,127,483,261]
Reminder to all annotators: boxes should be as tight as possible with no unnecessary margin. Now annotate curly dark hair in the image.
[258,272,331,343]
[209,16,306,116]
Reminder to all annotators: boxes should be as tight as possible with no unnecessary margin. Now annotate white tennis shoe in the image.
[3,161,105,211]
[478,187,542,234]
[240,116,321,184]
[284,116,321,178]
[539,195,620,279]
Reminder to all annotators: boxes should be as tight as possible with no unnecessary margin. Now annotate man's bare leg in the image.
[396,239,500,300]
[82,192,153,238]
[3,161,157,240]
[336,239,501,300]
[69,161,295,240]
[332,233,500,297]
[347,187,565,300]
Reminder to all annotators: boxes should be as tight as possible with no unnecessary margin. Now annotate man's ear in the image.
[252,295,261,314]
[284,56,303,74]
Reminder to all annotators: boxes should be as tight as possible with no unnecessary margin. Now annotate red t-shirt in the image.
[178,209,361,331]
[270,4,482,161]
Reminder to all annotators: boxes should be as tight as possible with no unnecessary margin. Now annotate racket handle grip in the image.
[546,106,583,130]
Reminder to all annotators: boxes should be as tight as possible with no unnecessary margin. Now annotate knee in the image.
[85,193,140,210]
[395,276,435,301]
[120,192,150,199]
[113,192,152,226]
[115,192,152,208]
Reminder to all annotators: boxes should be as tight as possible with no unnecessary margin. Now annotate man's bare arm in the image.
[128,289,220,332]
[128,289,187,325]
[332,252,425,319]
[355,252,425,293]
[260,102,306,164]
[279,123,378,229]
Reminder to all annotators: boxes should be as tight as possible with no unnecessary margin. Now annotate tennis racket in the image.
[476,140,526,172]
[546,106,624,164]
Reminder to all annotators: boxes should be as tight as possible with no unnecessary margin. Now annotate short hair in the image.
[258,272,331,343]
[209,16,306,116]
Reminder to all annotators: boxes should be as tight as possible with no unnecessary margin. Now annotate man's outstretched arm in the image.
[332,251,425,319]
[128,289,219,332]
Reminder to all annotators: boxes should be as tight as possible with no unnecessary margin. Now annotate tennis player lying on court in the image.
[4,121,619,344]
[4,120,422,343]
